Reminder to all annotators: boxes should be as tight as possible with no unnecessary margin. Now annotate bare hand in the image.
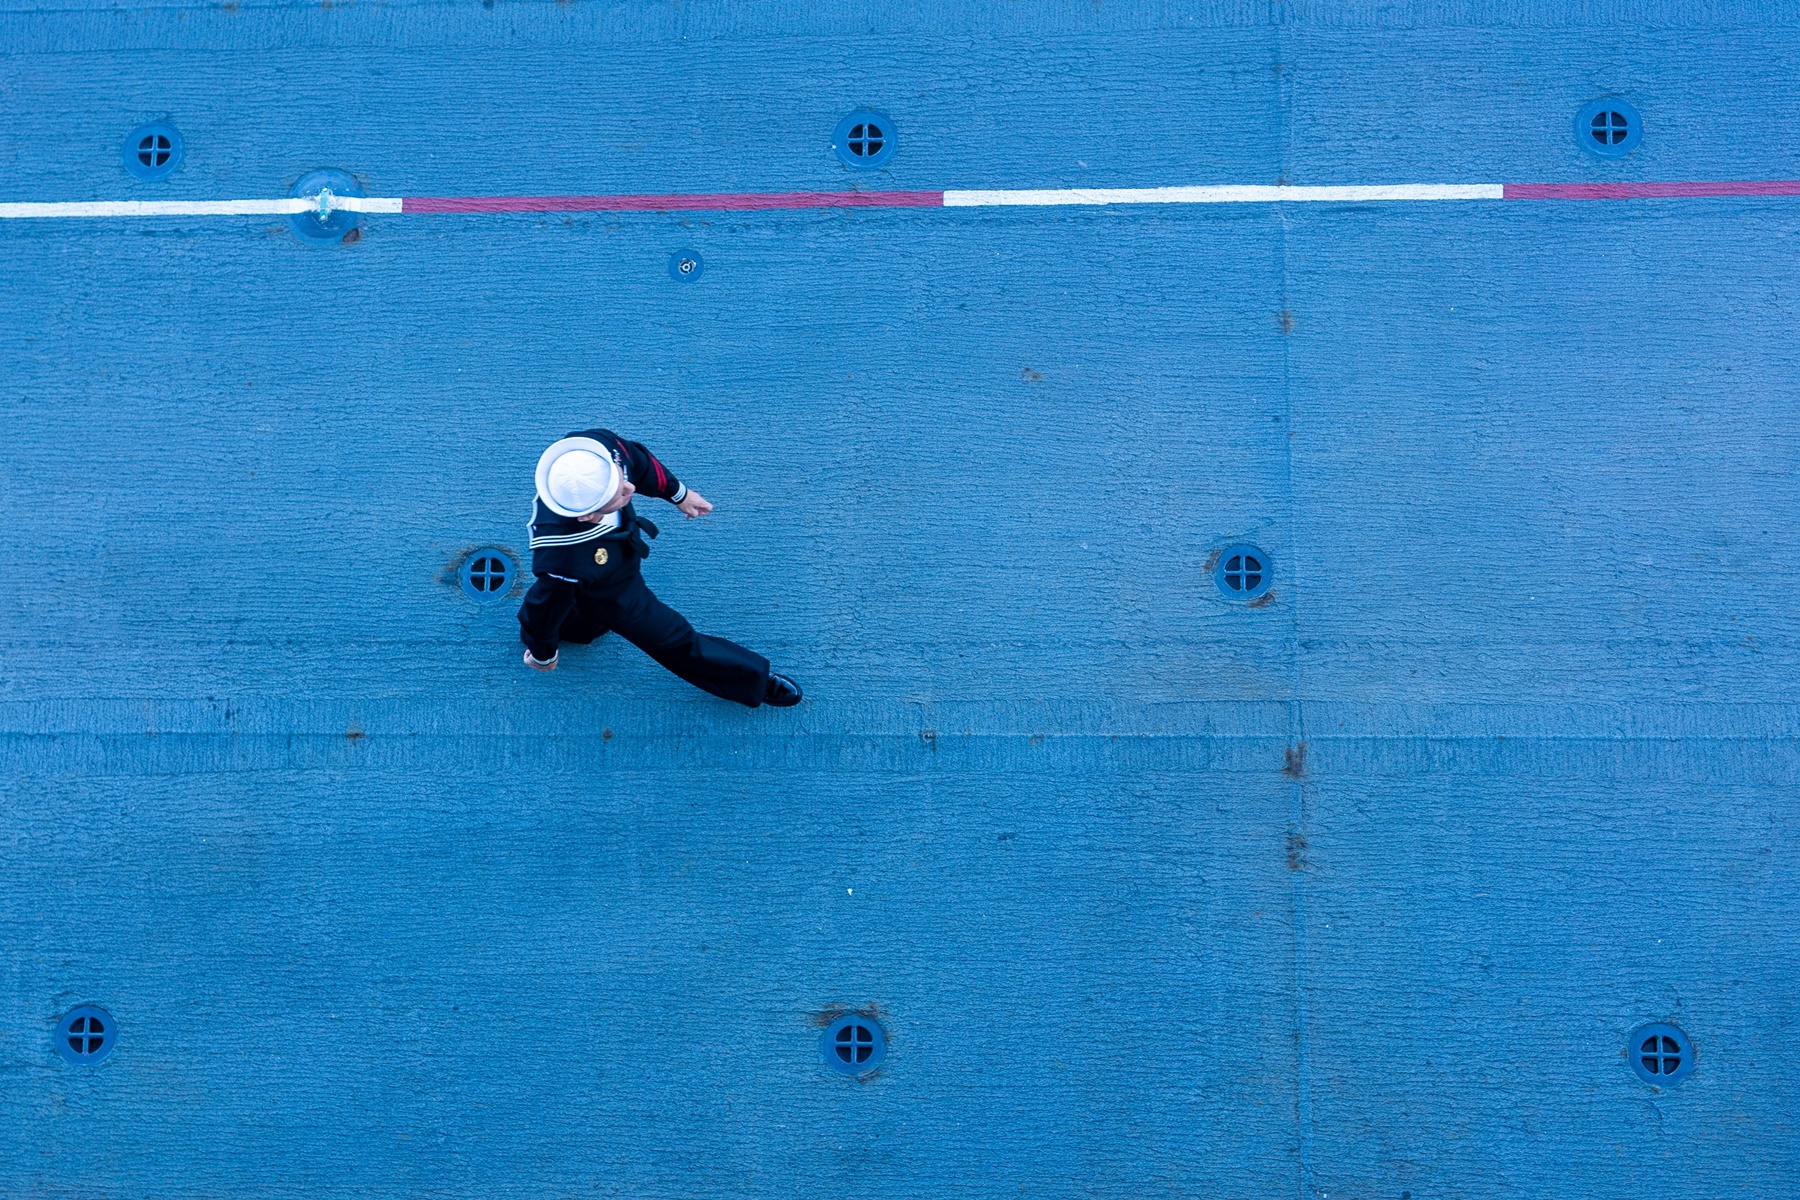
[677,490,713,519]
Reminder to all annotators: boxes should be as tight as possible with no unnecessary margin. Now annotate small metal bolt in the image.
[678,258,696,274]
[315,188,334,220]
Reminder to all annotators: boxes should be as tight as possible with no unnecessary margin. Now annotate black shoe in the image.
[763,672,803,707]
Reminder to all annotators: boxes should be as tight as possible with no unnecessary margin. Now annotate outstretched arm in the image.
[613,435,713,518]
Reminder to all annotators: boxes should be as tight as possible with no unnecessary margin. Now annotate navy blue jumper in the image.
[517,429,771,707]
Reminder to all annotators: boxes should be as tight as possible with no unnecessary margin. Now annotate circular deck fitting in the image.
[459,549,517,603]
[56,1006,117,1065]
[1214,544,1272,602]
[1576,99,1642,159]
[821,1014,886,1076]
[833,110,896,169]
[1628,1022,1694,1085]
[668,250,704,281]
[290,168,365,244]
[123,123,183,181]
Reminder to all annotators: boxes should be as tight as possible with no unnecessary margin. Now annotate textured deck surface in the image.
[2,2,1798,1196]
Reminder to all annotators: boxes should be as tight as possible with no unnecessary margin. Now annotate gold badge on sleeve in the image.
[594,547,608,565]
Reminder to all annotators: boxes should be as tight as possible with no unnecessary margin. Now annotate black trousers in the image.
[518,572,770,708]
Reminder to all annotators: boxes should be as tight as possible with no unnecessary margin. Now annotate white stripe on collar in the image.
[529,508,622,548]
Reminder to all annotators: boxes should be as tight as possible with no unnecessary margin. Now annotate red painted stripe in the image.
[1505,180,1800,200]
[404,191,945,214]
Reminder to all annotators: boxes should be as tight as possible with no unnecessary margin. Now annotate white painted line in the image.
[0,198,312,218]
[942,184,1506,206]
[334,196,405,213]
[0,195,405,218]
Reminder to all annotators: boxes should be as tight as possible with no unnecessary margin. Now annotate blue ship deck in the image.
[2,3,1797,1195]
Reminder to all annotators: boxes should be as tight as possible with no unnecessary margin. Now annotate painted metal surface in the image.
[1,1,1798,1197]
[1216,545,1273,602]
[833,109,897,170]
[1628,1022,1696,1085]
[287,167,364,243]
[820,1014,888,1076]
[1576,98,1643,159]
[52,1006,117,1065]
[120,122,182,182]
[458,550,517,604]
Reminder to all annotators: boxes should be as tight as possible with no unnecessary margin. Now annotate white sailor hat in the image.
[535,436,622,517]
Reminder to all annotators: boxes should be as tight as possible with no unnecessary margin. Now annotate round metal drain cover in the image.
[460,549,517,603]
[821,1014,886,1076]
[1576,99,1642,159]
[1628,1022,1694,1085]
[123,123,183,181]
[833,110,896,169]
[290,168,365,244]
[668,250,704,281]
[56,1006,116,1064]
[1215,544,1272,601]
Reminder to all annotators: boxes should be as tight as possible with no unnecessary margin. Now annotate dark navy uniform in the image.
[517,428,773,707]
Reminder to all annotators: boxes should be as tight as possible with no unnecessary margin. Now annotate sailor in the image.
[518,430,802,708]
